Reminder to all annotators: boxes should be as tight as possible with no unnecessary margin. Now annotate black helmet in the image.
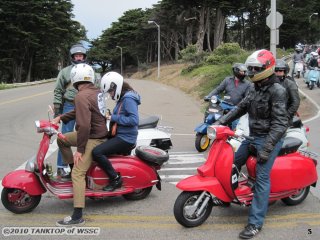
[232,63,247,80]
[70,44,87,64]
[275,59,290,74]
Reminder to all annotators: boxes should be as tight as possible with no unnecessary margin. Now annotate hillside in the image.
[129,63,318,121]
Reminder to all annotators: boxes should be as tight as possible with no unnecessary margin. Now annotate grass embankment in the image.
[130,43,316,120]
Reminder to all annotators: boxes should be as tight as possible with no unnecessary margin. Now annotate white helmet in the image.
[100,71,123,101]
[70,64,95,88]
[311,51,319,57]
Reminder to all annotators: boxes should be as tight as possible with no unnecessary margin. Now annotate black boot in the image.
[103,173,123,191]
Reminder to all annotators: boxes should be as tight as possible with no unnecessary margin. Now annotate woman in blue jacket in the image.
[93,72,141,191]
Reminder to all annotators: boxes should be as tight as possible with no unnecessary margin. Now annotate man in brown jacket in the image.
[52,63,108,226]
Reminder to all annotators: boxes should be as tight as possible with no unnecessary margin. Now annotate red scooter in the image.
[1,120,169,214]
[174,125,318,227]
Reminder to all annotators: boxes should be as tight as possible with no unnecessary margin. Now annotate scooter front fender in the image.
[2,170,46,195]
[194,123,209,134]
[176,175,232,202]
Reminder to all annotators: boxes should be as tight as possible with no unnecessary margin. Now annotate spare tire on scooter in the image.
[135,145,169,166]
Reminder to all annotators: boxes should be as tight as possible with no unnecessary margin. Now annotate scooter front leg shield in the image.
[176,175,232,202]
[2,170,46,195]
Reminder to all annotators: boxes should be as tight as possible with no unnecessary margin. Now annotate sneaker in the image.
[56,216,85,226]
[239,224,262,239]
[60,172,71,181]
[212,197,230,207]
[57,168,68,177]
[103,174,123,191]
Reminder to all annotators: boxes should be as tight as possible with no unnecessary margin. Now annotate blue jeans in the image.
[56,102,75,168]
[235,136,284,228]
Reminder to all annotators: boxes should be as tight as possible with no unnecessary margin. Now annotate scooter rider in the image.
[291,46,304,78]
[275,59,300,125]
[204,63,252,105]
[215,50,288,239]
[307,52,319,68]
[92,72,141,191]
[52,64,108,226]
[53,43,87,178]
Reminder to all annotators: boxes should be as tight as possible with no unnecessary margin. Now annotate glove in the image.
[204,96,210,102]
[53,104,62,118]
[257,149,271,164]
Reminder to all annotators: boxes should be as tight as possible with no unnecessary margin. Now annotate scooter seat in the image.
[248,137,302,157]
[139,116,159,129]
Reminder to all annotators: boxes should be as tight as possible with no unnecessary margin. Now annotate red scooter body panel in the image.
[198,140,236,199]
[2,170,46,195]
[176,175,233,202]
[246,152,318,192]
[86,155,158,190]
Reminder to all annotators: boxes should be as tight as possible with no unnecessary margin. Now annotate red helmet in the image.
[245,49,275,82]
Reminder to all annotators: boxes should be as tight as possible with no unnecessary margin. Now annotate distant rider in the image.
[274,59,300,125]
[205,63,252,105]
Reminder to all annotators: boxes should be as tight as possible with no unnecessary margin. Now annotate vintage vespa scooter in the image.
[1,120,169,214]
[173,125,318,228]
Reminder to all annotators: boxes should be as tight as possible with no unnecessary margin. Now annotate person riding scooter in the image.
[292,46,304,78]
[92,72,141,192]
[52,63,108,226]
[275,59,300,125]
[307,52,319,68]
[204,63,252,106]
[215,49,288,239]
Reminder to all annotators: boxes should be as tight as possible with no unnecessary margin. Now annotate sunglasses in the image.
[247,66,263,71]
[275,70,285,72]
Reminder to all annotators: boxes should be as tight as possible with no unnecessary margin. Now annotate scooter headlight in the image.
[210,95,218,104]
[207,125,217,140]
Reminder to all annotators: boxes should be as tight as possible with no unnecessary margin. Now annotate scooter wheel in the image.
[123,186,153,201]
[309,83,314,90]
[195,133,211,152]
[281,186,310,206]
[1,188,41,214]
[174,191,213,228]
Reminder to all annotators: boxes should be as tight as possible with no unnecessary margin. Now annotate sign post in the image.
[266,0,283,58]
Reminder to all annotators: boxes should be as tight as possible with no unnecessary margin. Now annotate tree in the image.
[0,0,85,83]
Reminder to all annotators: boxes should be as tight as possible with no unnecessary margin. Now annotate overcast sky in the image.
[71,0,160,40]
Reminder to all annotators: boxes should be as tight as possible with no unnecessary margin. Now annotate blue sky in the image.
[71,0,160,40]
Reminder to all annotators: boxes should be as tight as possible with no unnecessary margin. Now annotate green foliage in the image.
[179,44,209,64]
[0,83,14,90]
[0,0,85,83]
[206,43,248,65]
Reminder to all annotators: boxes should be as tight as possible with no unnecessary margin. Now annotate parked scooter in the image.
[304,67,320,90]
[194,96,236,152]
[1,120,169,214]
[137,115,173,152]
[294,61,304,78]
[173,125,318,227]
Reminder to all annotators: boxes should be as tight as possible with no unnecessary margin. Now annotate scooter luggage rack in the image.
[299,150,319,159]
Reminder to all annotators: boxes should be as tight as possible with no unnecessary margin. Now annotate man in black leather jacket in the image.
[215,50,288,239]
[275,59,300,125]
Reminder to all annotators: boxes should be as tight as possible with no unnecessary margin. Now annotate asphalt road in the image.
[0,79,319,240]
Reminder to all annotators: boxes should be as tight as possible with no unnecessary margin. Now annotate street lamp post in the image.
[309,12,318,23]
[309,13,318,42]
[148,20,160,79]
[116,46,123,75]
